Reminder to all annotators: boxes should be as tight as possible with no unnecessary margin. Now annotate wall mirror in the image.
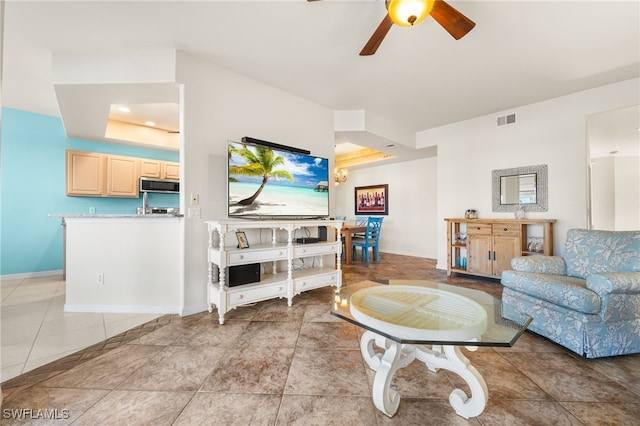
[492,164,548,212]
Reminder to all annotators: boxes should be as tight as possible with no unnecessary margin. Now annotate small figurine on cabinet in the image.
[465,209,478,219]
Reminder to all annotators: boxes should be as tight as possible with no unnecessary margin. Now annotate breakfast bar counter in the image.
[52,214,183,315]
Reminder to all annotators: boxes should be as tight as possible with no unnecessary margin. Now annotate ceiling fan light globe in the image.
[386,0,434,27]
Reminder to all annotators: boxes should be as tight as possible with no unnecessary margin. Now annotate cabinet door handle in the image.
[493,251,496,261]
[238,294,244,299]
[503,228,508,231]
[488,251,491,260]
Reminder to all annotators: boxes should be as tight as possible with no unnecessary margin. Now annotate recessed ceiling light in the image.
[145,121,156,127]
[117,106,130,113]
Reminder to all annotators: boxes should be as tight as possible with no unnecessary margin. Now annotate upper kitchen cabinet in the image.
[66,150,105,196]
[67,150,140,198]
[140,159,180,180]
[105,154,139,197]
[163,161,179,180]
[139,158,162,178]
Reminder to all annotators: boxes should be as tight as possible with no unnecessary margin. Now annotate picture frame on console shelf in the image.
[236,231,250,249]
[355,184,388,215]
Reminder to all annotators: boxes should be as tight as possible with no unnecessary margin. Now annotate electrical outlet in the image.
[89,207,96,214]
[97,273,104,284]
[191,193,199,206]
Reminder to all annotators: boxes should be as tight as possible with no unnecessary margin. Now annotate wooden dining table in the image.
[340,224,367,264]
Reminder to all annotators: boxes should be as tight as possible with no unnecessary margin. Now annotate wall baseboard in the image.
[64,304,181,315]
[181,305,209,317]
[1,269,63,282]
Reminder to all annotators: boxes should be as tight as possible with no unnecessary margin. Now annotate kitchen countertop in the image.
[49,213,183,219]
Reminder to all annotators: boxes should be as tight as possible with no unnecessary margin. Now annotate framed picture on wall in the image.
[355,184,388,215]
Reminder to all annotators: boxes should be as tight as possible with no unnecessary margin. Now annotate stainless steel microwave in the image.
[139,177,180,193]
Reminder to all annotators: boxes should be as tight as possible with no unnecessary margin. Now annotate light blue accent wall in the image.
[0,108,179,275]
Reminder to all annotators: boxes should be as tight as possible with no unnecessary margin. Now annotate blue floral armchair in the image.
[501,229,640,358]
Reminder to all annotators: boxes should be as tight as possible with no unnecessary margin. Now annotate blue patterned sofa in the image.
[501,229,640,358]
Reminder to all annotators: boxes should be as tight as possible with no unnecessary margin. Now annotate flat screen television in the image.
[228,140,330,219]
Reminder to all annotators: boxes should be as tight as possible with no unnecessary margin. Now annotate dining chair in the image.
[353,216,368,239]
[351,217,384,263]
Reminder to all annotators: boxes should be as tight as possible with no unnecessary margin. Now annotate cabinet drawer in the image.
[293,243,339,257]
[492,223,521,236]
[293,273,337,293]
[466,223,491,235]
[228,247,288,265]
[228,282,286,305]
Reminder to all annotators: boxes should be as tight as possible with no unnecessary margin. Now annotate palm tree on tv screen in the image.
[229,145,294,205]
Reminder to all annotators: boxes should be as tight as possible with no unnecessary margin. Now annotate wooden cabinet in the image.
[66,150,104,196]
[139,159,162,178]
[67,150,178,198]
[445,218,555,279]
[163,161,180,180]
[140,159,179,180]
[206,219,343,324]
[105,155,139,197]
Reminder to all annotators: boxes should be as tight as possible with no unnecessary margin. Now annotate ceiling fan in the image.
[308,0,475,56]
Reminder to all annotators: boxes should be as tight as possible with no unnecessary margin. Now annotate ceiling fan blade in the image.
[360,14,394,56]
[431,0,476,40]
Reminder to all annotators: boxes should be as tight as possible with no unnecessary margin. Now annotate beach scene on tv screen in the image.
[228,142,329,217]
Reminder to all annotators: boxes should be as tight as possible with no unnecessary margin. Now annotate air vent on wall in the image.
[497,113,516,127]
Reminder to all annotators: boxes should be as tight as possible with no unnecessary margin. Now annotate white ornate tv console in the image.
[205,219,343,324]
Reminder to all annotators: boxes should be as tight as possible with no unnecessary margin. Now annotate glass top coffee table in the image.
[331,280,531,419]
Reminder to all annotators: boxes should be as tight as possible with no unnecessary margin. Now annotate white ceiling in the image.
[2,1,639,163]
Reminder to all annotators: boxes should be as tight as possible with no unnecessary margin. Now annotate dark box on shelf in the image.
[227,263,260,287]
[295,237,320,244]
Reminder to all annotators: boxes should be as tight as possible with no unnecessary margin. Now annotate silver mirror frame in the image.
[492,164,548,212]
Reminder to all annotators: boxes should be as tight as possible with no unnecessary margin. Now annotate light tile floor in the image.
[1,275,160,382]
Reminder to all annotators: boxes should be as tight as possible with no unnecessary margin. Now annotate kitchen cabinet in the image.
[163,161,180,180]
[445,218,555,279]
[139,159,162,178]
[140,159,180,180]
[105,155,139,197]
[66,150,104,196]
[206,219,342,324]
[67,150,178,198]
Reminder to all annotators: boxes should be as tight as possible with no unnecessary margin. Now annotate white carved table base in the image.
[360,330,489,419]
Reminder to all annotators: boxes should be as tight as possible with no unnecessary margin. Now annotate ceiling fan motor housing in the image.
[386,0,436,27]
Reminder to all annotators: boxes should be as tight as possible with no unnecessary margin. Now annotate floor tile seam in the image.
[492,350,554,401]
[504,350,640,400]
[281,390,373,397]
[0,316,175,388]
[18,304,52,378]
[580,366,640,397]
[554,400,601,425]
[167,390,201,426]
[277,319,304,397]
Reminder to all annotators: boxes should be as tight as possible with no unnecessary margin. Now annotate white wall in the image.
[64,218,181,312]
[590,156,615,229]
[175,51,335,315]
[590,154,639,231]
[612,156,640,230]
[417,78,639,270]
[334,156,438,259]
